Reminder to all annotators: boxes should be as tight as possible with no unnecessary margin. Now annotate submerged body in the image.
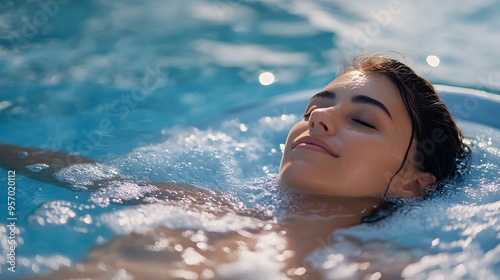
[38,195,389,279]
[0,143,387,279]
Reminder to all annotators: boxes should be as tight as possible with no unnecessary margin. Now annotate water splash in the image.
[53,163,120,189]
[25,163,49,173]
[17,151,29,158]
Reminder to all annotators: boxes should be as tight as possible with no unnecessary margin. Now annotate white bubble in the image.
[25,163,50,173]
[239,123,248,132]
[426,55,440,67]
[182,247,206,265]
[259,72,275,86]
[53,163,119,187]
[17,151,29,158]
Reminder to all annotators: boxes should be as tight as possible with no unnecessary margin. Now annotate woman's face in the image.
[279,70,415,197]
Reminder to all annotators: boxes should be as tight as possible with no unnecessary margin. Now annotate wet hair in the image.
[347,54,472,223]
[342,53,471,192]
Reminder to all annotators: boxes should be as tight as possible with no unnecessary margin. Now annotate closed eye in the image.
[353,119,376,129]
[303,105,317,121]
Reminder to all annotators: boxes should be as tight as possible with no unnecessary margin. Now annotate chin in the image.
[279,162,335,196]
[279,162,380,197]
[279,164,307,188]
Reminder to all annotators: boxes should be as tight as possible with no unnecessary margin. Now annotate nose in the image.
[308,108,336,135]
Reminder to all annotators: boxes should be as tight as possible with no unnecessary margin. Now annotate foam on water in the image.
[89,181,160,207]
[25,163,50,173]
[28,200,96,227]
[53,163,120,190]
[44,116,297,239]
[98,203,263,235]
[215,248,288,280]
[104,116,296,207]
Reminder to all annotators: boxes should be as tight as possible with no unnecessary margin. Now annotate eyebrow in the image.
[310,90,393,120]
[311,90,335,99]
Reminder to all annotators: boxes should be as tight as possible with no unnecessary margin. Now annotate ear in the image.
[398,172,436,198]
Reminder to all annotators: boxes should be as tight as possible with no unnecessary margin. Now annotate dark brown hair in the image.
[344,54,471,190]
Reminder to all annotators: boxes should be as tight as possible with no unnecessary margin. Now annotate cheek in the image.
[345,132,404,164]
[353,139,401,167]
[339,136,405,191]
[280,123,306,164]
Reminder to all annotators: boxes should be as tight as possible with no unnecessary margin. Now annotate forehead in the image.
[325,70,368,89]
[321,70,400,104]
[318,70,411,123]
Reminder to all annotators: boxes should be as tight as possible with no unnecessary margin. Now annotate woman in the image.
[0,54,470,278]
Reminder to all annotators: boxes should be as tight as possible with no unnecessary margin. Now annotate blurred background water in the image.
[0,0,499,278]
[0,0,499,158]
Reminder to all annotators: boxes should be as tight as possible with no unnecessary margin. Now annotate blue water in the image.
[0,0,499,278]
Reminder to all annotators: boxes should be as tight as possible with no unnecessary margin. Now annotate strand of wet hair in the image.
[383,83,416,198]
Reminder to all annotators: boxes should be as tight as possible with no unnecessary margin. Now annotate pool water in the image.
[0,0,499,279]
[1,102,499,279]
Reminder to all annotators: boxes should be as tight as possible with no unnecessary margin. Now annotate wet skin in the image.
[280,70,435,198]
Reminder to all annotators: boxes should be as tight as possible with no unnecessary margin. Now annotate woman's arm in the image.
[0,143,234,207]
[0,143,95,187]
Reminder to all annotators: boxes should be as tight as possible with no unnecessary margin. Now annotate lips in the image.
[292,136,339,158]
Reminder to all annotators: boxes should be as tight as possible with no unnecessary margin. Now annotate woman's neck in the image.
[263,188,385,274]
[276,186,386,220]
